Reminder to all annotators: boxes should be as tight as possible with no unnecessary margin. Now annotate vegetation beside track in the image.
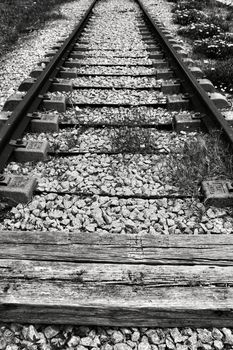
[204,58,233,93]
[0,0,73,56]
[169,0,233,94]
[169,132,233,195]
[109,127,233,196]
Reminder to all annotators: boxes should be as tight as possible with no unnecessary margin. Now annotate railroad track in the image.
[0,0,233,327]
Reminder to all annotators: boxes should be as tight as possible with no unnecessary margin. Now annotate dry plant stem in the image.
[110,128,159,154]
[169,132,233,196]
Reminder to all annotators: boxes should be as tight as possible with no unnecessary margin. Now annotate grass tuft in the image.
[111,128,157,154]
[169,133,233,195]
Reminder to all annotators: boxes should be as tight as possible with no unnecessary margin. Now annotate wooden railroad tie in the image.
[0,231,233,326]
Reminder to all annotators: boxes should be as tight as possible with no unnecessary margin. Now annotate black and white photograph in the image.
[0,0,233,348]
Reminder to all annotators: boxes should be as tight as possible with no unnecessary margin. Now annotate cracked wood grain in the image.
[0,231,232,265]
[0,259,233,326]
[0,231,233,326]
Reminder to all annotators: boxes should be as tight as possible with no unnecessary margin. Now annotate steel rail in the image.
[136,0,233,148]
[0,0,98,172]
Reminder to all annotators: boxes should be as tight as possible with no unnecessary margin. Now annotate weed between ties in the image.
[169,133,233,196]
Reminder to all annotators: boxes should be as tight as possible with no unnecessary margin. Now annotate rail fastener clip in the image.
[42,95,67,112]
[173,113,202,132]
[202,180,233,207]
[0,175,37,203]
[3,94,24,111]
[11,139,49,162]
[167,94,190,110]
[0,111,11,128]
[30,113,59,133]
[209,92,231,109]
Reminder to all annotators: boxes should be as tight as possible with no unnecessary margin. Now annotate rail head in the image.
[1,0,233,173]
[0,0,98,172]
[136,0,233,149]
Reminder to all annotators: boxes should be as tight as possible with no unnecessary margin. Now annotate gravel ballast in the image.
[6,154,180,196]
[75,66,157,75]
[22,129,202,153]
[1,193,232,234]
[1,324,233,350]
[0,0,93,109]
[48,107,195,125]
[64,89,166,105]
[72,77,167,88]
[1,0,233,337]
[70,57,154,65]
[23,127,206,153]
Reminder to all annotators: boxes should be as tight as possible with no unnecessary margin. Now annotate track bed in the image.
[0,0,233,329]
